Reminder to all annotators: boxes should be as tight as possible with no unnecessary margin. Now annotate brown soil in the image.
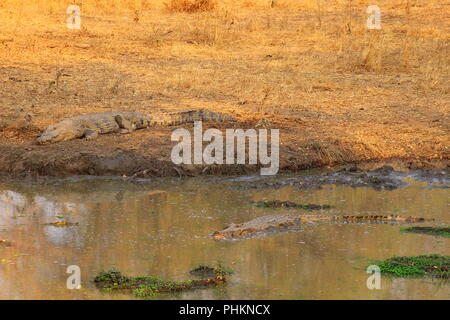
[0,1,448,180]
[0,119,448,180]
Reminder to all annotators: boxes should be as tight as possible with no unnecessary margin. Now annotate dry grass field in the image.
[0,0,448,177]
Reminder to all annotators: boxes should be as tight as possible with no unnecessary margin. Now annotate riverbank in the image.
[0,1,448,179]
[0,126,448,180]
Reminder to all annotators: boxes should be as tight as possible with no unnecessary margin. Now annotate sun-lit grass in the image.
[165,0,217,13]
[0,0,448,166]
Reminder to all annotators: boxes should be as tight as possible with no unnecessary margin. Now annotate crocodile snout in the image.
[212,232,227,241]
[37,131,58,144]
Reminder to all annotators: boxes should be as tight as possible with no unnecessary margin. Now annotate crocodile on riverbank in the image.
[212,214,430,240]
[37,109,235,144]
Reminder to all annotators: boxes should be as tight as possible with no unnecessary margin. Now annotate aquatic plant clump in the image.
[374,255,450,278]
[189,263,234,278]
[401,226,450,238]
[94,269,227,298]
[251,200,333,210]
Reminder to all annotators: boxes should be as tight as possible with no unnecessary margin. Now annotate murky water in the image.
[0,173,448,300]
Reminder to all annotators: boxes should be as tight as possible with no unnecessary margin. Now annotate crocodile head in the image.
[37,120,77,144]
[212,223,257,240]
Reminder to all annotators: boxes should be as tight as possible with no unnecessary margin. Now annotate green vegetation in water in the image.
[401,226,450,238]
[251,200,332,210]
[189,263,234,278]
[372,255,450,278]
[44,221,79,227]
[94,269,228,298]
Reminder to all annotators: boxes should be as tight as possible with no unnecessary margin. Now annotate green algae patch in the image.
[94,269,227,298]
[401,226,450,238]
[373,255,450,278]
[251,200,332,210]
[189,263,234,278]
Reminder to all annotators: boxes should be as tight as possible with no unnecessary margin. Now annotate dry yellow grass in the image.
[0,0,448,177]
[165,0,216,13]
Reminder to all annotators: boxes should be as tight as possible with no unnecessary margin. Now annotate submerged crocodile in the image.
[212,214,430,240]
[37,109,234,144]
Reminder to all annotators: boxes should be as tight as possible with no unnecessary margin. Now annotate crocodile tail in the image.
[197,109,236,122]
[150,109,235,127]
[333,215,430,222]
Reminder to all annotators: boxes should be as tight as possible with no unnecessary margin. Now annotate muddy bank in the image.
[232,165,450,191]
[372,255,450,279]
[1,0,449,182]
[0,135,448,181]
[235,166,411,190]
[0,101,448,181]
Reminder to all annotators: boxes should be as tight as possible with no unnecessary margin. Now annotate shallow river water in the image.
[0,172,448,299]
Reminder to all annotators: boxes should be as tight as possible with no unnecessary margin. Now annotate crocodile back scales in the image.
[212,214,429,240]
